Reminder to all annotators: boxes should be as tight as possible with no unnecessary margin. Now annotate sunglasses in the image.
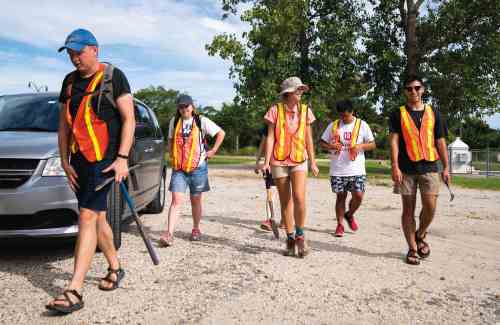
[177,104,190,109]
[405,85,422,92]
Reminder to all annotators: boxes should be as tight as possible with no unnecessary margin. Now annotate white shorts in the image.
[271,160,308,179]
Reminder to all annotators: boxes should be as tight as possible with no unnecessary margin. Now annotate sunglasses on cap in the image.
[177,104,190,109]
[405,85,422,92]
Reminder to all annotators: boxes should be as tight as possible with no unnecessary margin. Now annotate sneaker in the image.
[334,223,345,237]
[190,228,202,241]
[345,211,359,232]
[260,219,272,231]
[295,235,310,258]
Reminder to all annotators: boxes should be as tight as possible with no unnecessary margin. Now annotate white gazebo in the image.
[448,137,471,174]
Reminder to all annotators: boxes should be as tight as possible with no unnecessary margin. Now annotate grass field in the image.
[205,155,500,191]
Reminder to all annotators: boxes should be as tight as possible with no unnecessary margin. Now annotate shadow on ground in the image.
[124,214,402,261]
[0,239,105,301]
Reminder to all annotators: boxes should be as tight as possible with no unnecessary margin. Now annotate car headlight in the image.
[42,157,66,177]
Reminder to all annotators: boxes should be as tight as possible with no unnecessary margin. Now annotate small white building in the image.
[448,137,471,174]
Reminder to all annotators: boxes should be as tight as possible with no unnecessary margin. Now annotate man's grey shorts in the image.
[169,161,210,195]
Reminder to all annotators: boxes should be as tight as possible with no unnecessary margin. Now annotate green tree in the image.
[134,86,180,134]
[207,0,373,140]
[366,0,499,131]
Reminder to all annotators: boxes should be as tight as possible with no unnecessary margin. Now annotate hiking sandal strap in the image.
[416,231,427,241]
[415,232,429,247]
[102,267,123,284]
[407,249,418,256]
[61,290,83,306]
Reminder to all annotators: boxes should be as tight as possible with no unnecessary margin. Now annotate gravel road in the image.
[0,167,499,325]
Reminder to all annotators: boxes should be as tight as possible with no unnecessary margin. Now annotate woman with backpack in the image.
[261,77,319,258]
[159,95,225,246]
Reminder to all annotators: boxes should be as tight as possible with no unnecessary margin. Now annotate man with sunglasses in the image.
[389,76,450,265]
[320,100,376,237]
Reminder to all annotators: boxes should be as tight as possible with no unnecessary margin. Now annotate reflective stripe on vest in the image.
[273,102,307,163]
[331,118,362,161]
[65,64,109,162]
[400,105,439,162]
[171,117,201,172]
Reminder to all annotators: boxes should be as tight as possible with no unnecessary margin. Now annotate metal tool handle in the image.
[95,164,140,192]
[120,182,160,265]
[444,179,455,202]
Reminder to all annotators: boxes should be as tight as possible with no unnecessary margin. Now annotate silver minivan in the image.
[0,93,166,248]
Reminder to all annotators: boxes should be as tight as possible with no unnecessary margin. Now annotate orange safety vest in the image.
[65,63,109,162]
[171,117,202,172]
[331,118,362,161]
[273,102,307,163]
[399,105,440,162]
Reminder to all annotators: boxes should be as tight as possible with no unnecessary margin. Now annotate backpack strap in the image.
[96,63,116,113]
[65,71,77,101]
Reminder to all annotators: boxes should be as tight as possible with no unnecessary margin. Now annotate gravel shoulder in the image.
[1,166,499,325]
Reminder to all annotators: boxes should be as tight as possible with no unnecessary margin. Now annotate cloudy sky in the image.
[0,0,248,108]
[1,0,498,128]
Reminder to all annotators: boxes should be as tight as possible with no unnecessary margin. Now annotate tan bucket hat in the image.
[279,76,309,97]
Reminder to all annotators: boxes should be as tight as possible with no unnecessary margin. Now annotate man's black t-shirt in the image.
[388,105,447,175]
[58,67,131,160]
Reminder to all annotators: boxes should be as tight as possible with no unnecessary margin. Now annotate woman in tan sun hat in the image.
[261,76,319,258]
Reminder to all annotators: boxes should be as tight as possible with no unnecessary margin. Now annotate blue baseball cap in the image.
[58,28,98,52]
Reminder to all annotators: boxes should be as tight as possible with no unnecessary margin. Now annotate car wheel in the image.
[106,181,123,250]
[144,169,166,214]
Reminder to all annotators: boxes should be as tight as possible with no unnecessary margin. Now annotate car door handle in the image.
[144,147,154,153]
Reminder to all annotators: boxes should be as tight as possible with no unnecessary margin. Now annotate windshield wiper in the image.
[0,127,55,132]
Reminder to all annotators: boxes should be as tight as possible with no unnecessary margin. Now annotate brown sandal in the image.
[99,267,125,291]
[295,235,310,258]
[284,238,296,257]
[45,289,84,314]
[406,249,420,265]
[415,231,430,258]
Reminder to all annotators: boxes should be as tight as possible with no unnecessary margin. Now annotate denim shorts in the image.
[168,161,210,195]
[70,152,113,212]
[330,175,366,193]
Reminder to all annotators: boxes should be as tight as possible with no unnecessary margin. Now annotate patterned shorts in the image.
[330,175,367,193]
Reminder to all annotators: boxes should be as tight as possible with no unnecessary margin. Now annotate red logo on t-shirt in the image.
[344,132,352,141]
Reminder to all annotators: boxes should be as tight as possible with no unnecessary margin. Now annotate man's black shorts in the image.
[71,152,113,212]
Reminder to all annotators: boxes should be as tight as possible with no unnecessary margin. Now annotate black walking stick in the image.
[96,165,160,265]
[263,170,280,239]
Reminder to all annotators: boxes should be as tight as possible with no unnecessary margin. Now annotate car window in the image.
[134,103,155,139]
[146,106,163,138]
[0,95,59,132]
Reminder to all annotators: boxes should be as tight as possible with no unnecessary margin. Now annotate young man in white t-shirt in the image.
[320,100,376,237]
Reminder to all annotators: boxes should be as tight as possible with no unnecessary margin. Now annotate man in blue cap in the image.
[46,28,135,314]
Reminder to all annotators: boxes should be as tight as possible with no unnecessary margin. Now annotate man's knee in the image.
[79,209,98,226]
[351,191,364,201]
